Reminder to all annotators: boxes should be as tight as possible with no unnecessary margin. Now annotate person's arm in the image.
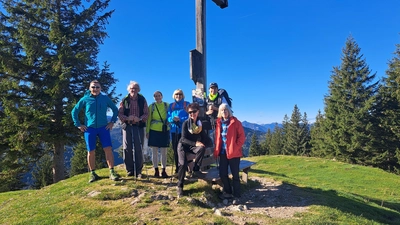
[71,98,84,127]
[108,98,118,123]
[140,98,149,122]
[235,119,246,148]
[146,104,152,134]
[118,100,128,122]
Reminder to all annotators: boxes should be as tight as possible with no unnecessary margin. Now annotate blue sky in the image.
[97,0,400,124]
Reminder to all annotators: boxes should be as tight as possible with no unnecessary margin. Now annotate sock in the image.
[91,170,96,174]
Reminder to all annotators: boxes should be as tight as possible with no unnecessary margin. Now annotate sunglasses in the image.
[188,110,198,114]
[175,93,183,96]
[91,86,100,89]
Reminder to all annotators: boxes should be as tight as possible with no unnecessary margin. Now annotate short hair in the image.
[217,103,233,118]
[127,81,140,92]
[172,89,185,99]
[153,90,163,97]
[187,102,200,111]
[90,80,100,86]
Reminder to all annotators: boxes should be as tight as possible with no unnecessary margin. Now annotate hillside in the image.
[1,155,399,224]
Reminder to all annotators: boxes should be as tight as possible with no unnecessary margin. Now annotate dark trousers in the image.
[171,132,181,173]
[219,154,241,197]
[176,143,205,188]
[122,125,144,175]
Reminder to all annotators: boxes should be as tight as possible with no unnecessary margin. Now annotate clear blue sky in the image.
[97,0,400,124]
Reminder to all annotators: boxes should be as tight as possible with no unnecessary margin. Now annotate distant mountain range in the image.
[241,121,280,132]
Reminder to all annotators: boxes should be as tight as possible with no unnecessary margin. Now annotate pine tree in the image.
[269,123,284,155]
[282,105,310,156]
[373,41,400,173]
[310,110,325,157]
[0,0,117,185]
[261,129,272,155]
[319,36,379,164]
[249,133,262,156]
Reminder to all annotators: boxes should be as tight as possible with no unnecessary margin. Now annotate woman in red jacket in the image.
[214,103,246,201]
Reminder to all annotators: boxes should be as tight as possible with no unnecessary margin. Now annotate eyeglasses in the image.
[91,86,100,89]
[175,93,183,96]
[188,110,198,114]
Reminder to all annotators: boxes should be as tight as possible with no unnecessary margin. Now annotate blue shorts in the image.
[84,126,112,151]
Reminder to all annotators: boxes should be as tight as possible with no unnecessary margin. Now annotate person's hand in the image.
[106,122,114,130]
[195,141,205,147]
[133,116,141,123]
[146,133,149,139]
[78,125,87,132]
[173,116,180,122]
[206,109,213,115]
[128,115,134,121]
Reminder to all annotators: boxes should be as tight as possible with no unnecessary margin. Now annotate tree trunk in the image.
[53,142,65,183]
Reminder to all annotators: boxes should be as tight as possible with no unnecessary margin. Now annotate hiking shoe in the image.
[193,171,206,179]
[89,172,100,183]
[109,170,120,181]
[161,170,169,178]
[218,192,233,200]
[177,187,183,198]
[127,171,134,177]
[232,198,241,205]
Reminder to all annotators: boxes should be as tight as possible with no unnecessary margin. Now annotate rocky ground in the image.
[211,177,312,224]
[113,175,314,225]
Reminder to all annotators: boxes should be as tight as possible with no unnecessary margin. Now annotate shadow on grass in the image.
[250,168,288,178]
[243,177,400,224]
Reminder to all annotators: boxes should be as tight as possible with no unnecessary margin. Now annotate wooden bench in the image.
[186,147,256,184]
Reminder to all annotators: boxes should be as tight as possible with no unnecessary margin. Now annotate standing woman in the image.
[146,91,170,178]
[214,103,245,202]
[167,89,190,175]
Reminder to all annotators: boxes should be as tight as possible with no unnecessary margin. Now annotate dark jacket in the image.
[180,118,212,148]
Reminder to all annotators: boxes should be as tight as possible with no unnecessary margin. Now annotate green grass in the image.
[0,156,399,224]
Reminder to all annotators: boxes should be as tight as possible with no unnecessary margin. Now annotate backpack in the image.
[171,101,187,111]
[218,89,232,108]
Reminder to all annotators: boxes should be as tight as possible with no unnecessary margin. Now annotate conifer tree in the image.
[373,42,400,173]
[269,123,284,155]
[310,110,325,157]
[249,133,262,156]
[319,36,379,164]
[282,105,310,156]
[261,129,272,155]
[0,0,117,185]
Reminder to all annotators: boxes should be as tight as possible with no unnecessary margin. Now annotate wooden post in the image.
[195,0,206,117]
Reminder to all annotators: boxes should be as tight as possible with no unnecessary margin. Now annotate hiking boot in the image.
[193,171,206,179]
[109,170,120,181]
[177,187,183,198]
[154,168,160,178]
[89,172,100,183]
[161,168,168,178]
[232,198,241,205]
[127,171,134,177]
[218,192,233,200]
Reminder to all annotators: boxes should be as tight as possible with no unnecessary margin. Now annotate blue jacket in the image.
[167,99,190,134]
[71,90,118,128]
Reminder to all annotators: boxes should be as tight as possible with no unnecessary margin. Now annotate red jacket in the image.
[214,116,246,159]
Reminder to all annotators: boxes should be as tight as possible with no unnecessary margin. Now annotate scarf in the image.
[209,93,218,101]
[188,118,202,134]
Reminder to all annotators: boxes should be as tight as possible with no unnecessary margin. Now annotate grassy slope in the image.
[0,155,399,225]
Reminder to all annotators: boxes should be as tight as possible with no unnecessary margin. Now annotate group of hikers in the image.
[71,80,246,200]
